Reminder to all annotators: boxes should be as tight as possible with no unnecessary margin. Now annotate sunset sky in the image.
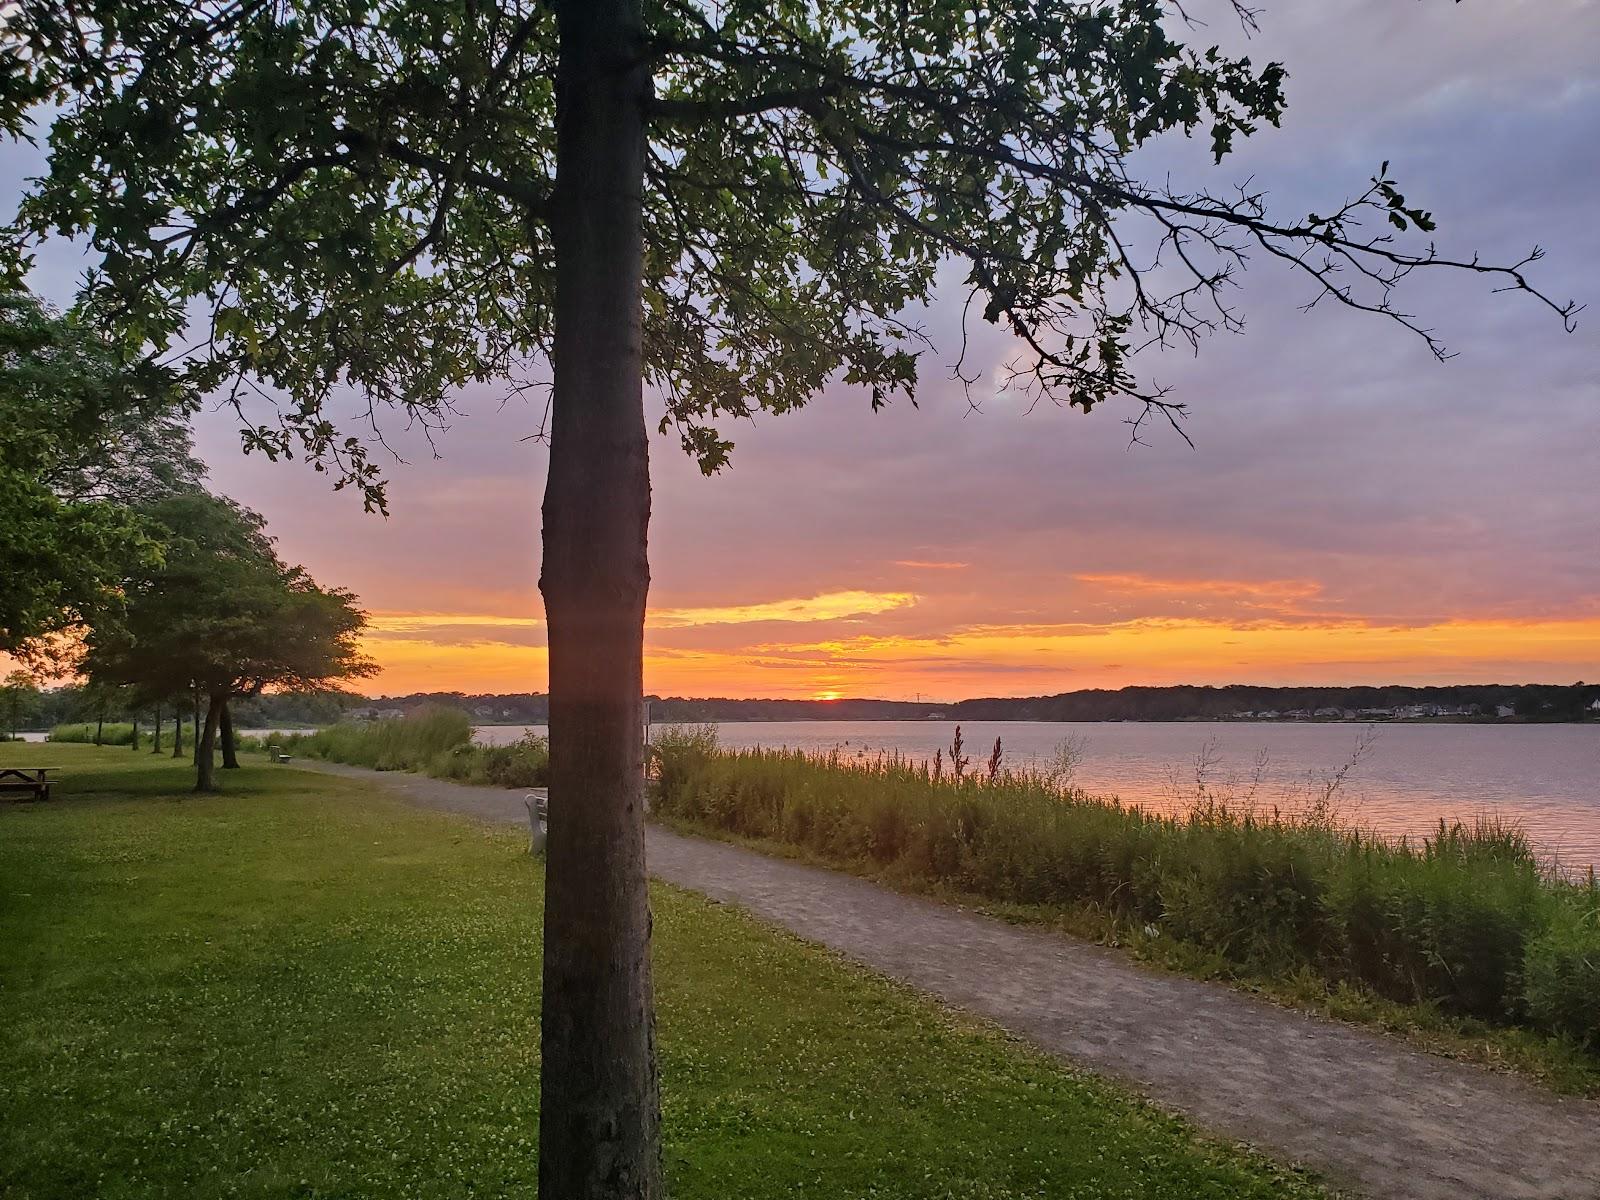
[8,2,1599,700]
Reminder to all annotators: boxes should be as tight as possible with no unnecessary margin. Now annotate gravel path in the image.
[292,760,1600,1199]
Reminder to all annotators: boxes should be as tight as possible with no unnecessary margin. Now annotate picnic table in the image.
[0,767,56,802]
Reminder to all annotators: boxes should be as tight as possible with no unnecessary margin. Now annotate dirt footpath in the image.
[294,760,1600,1200]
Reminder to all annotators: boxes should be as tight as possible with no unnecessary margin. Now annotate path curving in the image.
[291,760,1600,1200]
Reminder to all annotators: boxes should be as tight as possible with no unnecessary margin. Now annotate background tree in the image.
[0,286,204,662]
[1,1,1576,1194]
[0,670,42,739]
[82,492,376,790]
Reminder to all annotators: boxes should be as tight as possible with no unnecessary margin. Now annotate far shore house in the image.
[349,706,406,722]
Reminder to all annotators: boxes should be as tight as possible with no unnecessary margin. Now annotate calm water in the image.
[482,720,1600,871]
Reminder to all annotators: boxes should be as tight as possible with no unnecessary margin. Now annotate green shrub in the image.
[282,708,551,789]
[429,732,550,788]
[1523,884,1600,1046]
[1158,816,1330,970]
[48,722,136,745]
[650,723,718,779]
[1324,820,1552,1020]
[285,707,473,771]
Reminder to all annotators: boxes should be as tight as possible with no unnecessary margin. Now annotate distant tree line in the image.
[22,680,1592,737]
[323,682,1600,726]
[941,683,1600,724]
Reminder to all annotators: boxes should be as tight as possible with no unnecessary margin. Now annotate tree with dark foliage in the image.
[2,2,1575,1194]
[80,492,375,791]
[0,287,202,660]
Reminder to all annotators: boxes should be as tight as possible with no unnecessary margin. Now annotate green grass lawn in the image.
[0,744,1327,1199]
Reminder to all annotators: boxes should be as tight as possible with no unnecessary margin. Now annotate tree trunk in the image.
[171,702,183,758]
[195,693,224,792]
[152,706,162,754]
[130,719,139,751]
[219,702,240,769]
[538,3,659,1197]
[192,686,201,766]
[94,709,104,745]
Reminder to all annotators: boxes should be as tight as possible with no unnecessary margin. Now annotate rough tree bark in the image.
[536,1,660,1196]
[219,702,240,769]
[192,686,201,767]
[195,693,224,792]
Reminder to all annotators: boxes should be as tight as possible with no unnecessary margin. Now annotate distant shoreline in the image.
[23,681,1591,734]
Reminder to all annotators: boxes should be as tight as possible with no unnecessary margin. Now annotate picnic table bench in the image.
[0,767,56,802]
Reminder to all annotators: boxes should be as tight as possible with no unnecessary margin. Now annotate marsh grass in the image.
[0,743,1327,1200]
[280,706,551,788]
[652,734,1600,1066]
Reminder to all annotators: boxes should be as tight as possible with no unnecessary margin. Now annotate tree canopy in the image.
[1,670,43,738]
[0,287,203,657]
[80,490,376,787]
[2,1,1574,498]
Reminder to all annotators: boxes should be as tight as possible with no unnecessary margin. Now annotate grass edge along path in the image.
[666,814,1600,1097]
[0,744,1327,1200]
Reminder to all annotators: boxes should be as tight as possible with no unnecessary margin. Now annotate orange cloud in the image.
[651,590,916,627]
[369,613,544,634]
[364,589,917,645]
[1075,572,1325,601]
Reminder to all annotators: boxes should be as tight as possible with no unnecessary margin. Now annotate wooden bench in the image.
[264,746,294,764]
[0,767,56,802]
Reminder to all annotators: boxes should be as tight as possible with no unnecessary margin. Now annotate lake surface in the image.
[482,720,1600,872]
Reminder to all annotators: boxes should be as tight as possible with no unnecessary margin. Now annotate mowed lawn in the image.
[0,745,1327,1199]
